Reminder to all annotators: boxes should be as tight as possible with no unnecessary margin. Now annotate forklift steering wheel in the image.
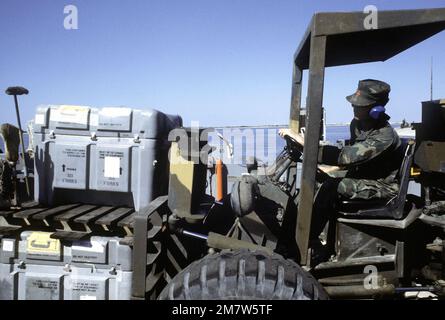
[284,134,303,162]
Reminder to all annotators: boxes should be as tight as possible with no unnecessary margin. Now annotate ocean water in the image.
[209,125,350,167]
[327,125,351,143]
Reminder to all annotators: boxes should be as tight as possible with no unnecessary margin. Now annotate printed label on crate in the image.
[71,241,106,263]
[50,105,90,129]
[54,144,88,189]
[26,277,61,300]
[71,279,105,300]
[29,279,59,289]
[73,281,99,292]
[96,147,130,192]
[72,241,105,254]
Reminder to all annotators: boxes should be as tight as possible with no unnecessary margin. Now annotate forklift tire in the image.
[158,249,328,300]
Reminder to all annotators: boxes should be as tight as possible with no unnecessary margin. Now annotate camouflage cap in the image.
[346,79,391,107]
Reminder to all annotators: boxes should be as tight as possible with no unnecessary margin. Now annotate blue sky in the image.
[0,0,444,127]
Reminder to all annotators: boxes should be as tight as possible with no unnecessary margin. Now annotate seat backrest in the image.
[339,140,416,219]
[387,140,416,215]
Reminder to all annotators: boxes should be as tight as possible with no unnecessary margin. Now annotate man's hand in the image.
[278,128,305,147]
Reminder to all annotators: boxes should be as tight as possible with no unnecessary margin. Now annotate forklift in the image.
[157,8,445,300]
[1,8,445,300]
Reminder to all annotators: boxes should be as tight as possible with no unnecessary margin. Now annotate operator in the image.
[279,79,404,251]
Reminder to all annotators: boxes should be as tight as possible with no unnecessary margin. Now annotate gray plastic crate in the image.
[0,232,133,300]
[32,105,182,210]
[0,237,18,264]
[0,237,17,300]
[1,232,132,268]
[0,263,16,300]
[15,232,132,270]
[33,105,182,139]
[14,264,132,300]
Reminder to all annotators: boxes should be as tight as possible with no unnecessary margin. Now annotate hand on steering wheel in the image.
[278,129,304,162]
[284,135,303,162]
[278,128,304,145]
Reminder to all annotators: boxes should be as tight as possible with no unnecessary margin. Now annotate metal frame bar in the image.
[293,10,445,70]
[289,64,303,132]
[132,195,168,300]
[295,34,326,266]
[289,8,445,266]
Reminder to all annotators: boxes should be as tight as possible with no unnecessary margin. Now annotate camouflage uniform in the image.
[318,118,403,200]
[309,118,404,240]
[308,79,404,241]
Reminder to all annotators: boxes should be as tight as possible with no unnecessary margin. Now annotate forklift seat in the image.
[337,140,415,220]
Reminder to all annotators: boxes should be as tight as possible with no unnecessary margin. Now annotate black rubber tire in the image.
[158,250,328,300]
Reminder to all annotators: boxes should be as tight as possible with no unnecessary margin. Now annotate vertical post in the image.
[295,35,326,266]
[288,61,303,196]
[132,195,168,299]
[132,207,150,299]
[13,95,30,197]
[289,64,303,132]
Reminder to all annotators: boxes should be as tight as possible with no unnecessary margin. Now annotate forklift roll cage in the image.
[290,8,445,266]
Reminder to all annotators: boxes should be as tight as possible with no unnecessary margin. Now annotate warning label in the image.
[26,277,61,299]
[72,254,100,262]
[31,279,59,290]
[73,281,99,293]
[63,148,86,158]
[71,280,105,300]
[99,150,124,159]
